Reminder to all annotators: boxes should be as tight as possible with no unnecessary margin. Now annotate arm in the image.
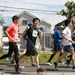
[38,30,42,39]
[18,35,22,38]
[22,26,29,36]
[62,33,74,43]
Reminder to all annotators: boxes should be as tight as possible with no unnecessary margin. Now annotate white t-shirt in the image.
[62,27,72,46]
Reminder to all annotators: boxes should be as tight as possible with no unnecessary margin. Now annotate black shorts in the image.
[53,43,63,51]
[25,45,38,56]
[64,45,74,52]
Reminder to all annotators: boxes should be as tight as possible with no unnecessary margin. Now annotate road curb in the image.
[0,72,75,75]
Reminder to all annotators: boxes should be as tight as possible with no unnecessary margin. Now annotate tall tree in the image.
[60,1,75,31]
[60,1,75,19]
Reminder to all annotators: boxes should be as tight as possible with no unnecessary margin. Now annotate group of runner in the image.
[0,14,75,73]
[47,14,75,71]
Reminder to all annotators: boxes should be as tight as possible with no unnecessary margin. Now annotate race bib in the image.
[14,34,18,39]
[32,30,38,37]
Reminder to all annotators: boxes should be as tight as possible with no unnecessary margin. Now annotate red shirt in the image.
[6,23,18,42]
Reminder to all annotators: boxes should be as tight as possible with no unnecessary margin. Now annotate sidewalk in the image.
[0,72,75,75]
[0,63,75,75]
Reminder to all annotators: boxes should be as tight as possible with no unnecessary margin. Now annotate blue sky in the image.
[0,0,75,33]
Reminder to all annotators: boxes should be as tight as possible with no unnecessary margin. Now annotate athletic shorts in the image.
[53,43,63,51]
[64,45,74,52]
[25,45,38,56]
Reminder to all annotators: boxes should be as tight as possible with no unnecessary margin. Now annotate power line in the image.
[0,10,59,15]
[0,1,60,15]
[0,0,61,15]
[0,5,59,13]
[0,0,61,6]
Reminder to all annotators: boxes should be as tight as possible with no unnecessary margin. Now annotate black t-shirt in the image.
[27,24,39,46]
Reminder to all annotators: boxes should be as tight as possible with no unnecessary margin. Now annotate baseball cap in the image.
[12,15,20,21]
[57,26,64,28]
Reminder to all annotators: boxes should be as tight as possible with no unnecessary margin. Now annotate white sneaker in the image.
[19,65,25,69]
[47,62,53,66]
[73,66,75,71]
[73,69,75,71]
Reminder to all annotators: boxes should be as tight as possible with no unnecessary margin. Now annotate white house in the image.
[3,11,52,52]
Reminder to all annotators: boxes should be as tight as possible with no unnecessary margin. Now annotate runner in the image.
[22,23,36,67]
[18,18,45,72]
[47,25,64,66]
[66,31,75,67]
[53,19,75,71]
[0,15,21,73]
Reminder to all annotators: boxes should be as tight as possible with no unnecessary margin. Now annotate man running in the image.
[53,19,75,71]
[18,18,45,72]
[0,15,21,73]
[47,25,64,66]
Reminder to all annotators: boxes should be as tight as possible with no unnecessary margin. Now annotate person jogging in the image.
[0,15,21,73]
[66,31,75,67]
[47,25,64,66]
[18,18,45,72]
[53,19,75,71]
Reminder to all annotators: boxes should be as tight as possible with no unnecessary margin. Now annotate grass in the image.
[0,51,68,63]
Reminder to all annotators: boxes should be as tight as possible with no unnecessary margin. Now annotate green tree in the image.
[60,1,75,30]
[60,1,75,19]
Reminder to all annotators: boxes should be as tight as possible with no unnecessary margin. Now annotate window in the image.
[40,26,45,31]
[22,20,27,25]
[22,20,31,25]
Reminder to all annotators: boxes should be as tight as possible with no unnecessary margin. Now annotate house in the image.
[55,15,75,30]
[3,11,52,52]
[39,21,52,49]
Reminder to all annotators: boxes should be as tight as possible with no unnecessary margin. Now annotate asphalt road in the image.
[0,63,75,75]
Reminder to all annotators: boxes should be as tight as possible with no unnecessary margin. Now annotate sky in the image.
[0,0,75,33]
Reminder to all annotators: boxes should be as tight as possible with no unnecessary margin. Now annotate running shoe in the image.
[10,61,16,65]
[47,62,53,66]
[53,62,57,70]
[32,63,36,67]
[14,64,19,74]
[7,57,11,62]
[66,60,70,67]
[37,68,45,72]
[73,66,75,71]
[19,65,25,69]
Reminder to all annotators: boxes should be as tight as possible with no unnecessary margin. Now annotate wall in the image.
[0,24,3,47]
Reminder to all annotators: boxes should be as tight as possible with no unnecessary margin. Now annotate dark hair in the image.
[65,19,71,26]
[32,18,40,23]
[12,15,20,22]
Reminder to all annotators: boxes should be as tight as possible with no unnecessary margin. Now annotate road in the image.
[0,63,75,75]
